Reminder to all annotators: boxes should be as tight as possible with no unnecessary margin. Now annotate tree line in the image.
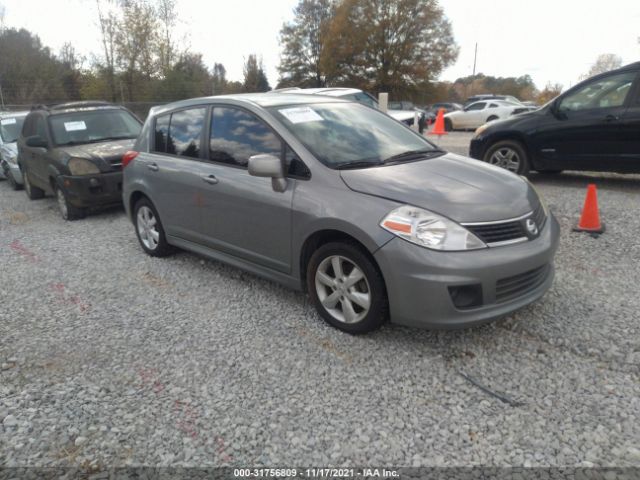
[1,0,620,113]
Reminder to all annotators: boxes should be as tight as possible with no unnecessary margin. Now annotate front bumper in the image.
[1,160,23,185]
[469,136,488,160]
[374,213,560,329]
[57,171,123,208]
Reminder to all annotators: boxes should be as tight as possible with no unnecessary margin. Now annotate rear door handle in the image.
[604,114,619,122]
[147,163,159,172]
[201,174,218,185]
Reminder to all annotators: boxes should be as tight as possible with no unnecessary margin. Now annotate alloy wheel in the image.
[489,147,521,172]
[137,206,160,251]
[314,255,371,324]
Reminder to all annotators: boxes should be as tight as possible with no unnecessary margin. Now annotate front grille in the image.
[463,204,546,246]
[495,264,550,303]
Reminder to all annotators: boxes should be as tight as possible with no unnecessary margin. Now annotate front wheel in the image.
[56,186,85,221]
[487,115,499,122]
[134,198,174,257]
[6,170,22,191]
[307,242,388,334]
[444,118,453,132]
[23,169,44,199]
[483,140,530,175]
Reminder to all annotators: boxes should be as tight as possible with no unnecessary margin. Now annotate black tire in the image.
[444,118,453,132]
[6,170,22,191]
[23,168,45,199]
[483,139,530,176]
[487,115,499,122]
[55,186,85,221]
[133,197,174,257]
[307,241,388,334]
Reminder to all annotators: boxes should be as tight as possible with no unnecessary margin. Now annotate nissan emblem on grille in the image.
[525,218,539,237]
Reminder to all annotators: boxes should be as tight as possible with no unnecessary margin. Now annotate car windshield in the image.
[49,109,142,146]
[269,102,438,168]
[0,116,27,143]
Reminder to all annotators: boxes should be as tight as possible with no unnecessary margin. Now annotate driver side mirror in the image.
[26,135,48,149]
[248,154,287,193]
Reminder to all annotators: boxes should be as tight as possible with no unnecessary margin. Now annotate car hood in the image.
[60,139,135,163]
[339,153,538,223]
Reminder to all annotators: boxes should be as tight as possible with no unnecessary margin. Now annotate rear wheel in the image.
[307,242,388,334]
[56,186,85,221]
[134,198,174,257]
[23,168,44,200]
[483,140,530,175]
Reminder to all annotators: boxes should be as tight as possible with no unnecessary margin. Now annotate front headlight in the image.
[68,157,100,176]
[380,205,487,251]
[474,124,489,137]
[522,176,549,216]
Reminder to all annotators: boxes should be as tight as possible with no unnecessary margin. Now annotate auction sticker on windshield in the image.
[279,107,323,124]
[64,121,87,132]
[1,118,17,125]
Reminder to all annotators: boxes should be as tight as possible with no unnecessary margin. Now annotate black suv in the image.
[469,62,640,175]
[18,101,142,219]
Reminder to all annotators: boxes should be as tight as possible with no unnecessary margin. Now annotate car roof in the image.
[148,93,350,117]
[0,110,29,118]
[275,87,363,97]
[30,101,125,116]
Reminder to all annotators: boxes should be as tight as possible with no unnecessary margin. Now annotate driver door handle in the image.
[147,163,159,172]
[201,174,218,185]
[604,114,619,123]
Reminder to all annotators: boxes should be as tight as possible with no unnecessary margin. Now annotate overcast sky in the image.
[2,0,639,92]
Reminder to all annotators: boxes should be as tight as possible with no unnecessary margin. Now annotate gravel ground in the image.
[1,133,639,470]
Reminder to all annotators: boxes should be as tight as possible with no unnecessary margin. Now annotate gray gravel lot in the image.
[1,132,639,470]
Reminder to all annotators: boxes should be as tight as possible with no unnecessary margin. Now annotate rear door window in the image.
[167,108,206,158]
[152,108,206,158]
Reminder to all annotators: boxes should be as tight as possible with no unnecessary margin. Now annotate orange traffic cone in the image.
[429,108,447,136]
[573,184,605,234]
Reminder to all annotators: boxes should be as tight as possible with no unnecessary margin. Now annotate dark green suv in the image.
[17,101,142,220]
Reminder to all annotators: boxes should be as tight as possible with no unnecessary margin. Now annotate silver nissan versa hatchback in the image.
[122,94,560,333]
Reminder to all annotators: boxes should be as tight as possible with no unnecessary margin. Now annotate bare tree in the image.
[0,3,5,31]
[156,0,177,76]
[96,0,119,101]
[583,53,623,79]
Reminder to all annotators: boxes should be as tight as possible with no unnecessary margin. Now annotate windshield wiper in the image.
[382,148,445,164]
[335,160,384,170]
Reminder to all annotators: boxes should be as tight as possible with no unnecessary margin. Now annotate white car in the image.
[444,100,530,131]
[272,87,419,127]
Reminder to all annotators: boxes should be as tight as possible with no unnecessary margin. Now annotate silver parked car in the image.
[122,94,559,333]
[0,111,29,189]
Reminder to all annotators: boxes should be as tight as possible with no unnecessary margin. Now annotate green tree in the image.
[58,43,85,100]
[0,28,65,104]
[160,53,211,100]
[243,54,270,92]
[322,0,458,96]
[212,62,227,95]
[277,0,335,88]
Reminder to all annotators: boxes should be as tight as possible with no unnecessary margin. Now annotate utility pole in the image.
[0,80,5,110]
[472,43,478,77]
